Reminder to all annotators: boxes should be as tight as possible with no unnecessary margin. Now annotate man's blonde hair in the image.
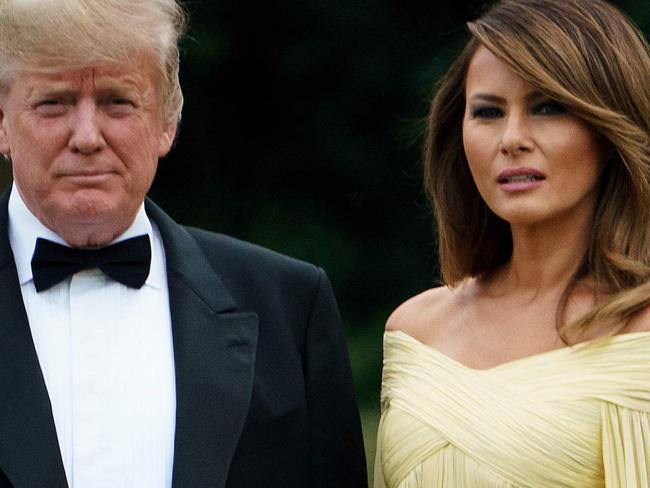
[0,0,186,122]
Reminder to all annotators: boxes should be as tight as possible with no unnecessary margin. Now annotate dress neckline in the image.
[385,329,650,372]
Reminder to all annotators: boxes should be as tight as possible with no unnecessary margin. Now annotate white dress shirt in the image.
[8,185,176,488]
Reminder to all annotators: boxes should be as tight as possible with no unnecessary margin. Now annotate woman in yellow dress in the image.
[375,0,650,486]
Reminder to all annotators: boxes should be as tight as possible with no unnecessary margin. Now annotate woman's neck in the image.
[487,207,595,296]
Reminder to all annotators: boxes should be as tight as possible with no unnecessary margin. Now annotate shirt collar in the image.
[7,183,162,289]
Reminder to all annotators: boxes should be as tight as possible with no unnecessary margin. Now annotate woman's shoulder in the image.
[386,280,470,337]
[624,305,650,333]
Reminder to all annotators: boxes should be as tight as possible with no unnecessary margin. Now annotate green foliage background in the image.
[151,1,648,478]
[0,0,646,481]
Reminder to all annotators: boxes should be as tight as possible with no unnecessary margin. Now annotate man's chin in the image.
[43,198,138,247]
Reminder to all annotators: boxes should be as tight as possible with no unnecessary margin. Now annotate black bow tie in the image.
[31,235,152,292]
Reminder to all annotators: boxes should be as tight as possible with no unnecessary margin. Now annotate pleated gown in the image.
[375,330,650,487]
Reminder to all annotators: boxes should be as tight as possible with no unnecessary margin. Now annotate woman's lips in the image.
[497,167,545,192]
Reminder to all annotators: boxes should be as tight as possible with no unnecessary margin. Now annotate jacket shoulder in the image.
[183,226,322,285]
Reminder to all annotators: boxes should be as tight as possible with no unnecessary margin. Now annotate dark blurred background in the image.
[0,0,646,482]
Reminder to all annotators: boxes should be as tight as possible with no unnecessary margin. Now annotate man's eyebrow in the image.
[94,74,143,89]
[27,83,139,100]
[95,85,139,95]
[93,82,145,100]
[26,85,78,99]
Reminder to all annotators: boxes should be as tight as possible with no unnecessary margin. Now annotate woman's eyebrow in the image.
[467,93,506,103]
[525,90,548,102]
[468,91,551,103]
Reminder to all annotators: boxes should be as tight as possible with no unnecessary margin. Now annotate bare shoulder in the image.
[385,283,462,338]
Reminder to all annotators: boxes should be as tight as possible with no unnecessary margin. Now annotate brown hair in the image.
[424,0,650,340]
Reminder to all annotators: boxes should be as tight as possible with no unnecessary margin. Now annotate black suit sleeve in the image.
[304,269,368,487]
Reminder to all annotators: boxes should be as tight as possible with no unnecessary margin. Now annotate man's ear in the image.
[158,116,178,158]
[0,105,10,156]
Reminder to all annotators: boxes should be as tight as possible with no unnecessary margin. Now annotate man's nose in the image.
[68,100,106,154]
[499,113,534,157]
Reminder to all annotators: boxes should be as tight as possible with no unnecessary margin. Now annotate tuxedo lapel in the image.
[146,201,259,488]
[0,192,68,488]
[0,193,258,488]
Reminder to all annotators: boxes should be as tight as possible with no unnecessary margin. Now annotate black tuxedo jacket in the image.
[0,193,367,488]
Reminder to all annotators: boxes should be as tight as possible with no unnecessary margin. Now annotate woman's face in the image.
[462,46,607,228]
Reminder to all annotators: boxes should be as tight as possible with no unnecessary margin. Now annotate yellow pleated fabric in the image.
[375,330,650,488]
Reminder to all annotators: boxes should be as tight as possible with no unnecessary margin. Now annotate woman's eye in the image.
[470,106,503,119]
[534,101,566,115]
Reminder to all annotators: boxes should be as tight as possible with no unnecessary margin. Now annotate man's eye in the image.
[35,100,66,116]
[103,97,136,117]
[533,101,566,116]
[110,98,132,105]
[105,97,136,115]
[38,99,64,107]
[470,106,503,119]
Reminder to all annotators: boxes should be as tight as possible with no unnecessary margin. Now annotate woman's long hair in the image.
[424,0,650,341]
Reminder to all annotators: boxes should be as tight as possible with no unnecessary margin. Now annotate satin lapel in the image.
[0,191,68,487]
[146,201,259,488]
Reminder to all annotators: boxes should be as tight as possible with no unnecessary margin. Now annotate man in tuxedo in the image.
[0,1,367,487]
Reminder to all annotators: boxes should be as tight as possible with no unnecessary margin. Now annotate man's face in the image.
[0,57,178,247]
